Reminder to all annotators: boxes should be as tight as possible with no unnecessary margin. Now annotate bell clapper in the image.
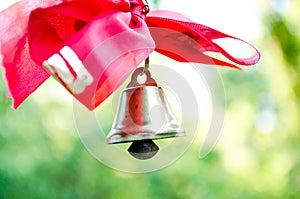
[128,139,159,160]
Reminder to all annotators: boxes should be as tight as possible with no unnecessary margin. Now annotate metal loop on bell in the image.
[141,0,150,14]
[127,61,156,88]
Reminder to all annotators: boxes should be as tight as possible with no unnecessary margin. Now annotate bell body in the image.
[107,85,185,144]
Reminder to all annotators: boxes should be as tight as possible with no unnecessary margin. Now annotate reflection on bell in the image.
[107,84,185,143]
[106,67,185,160]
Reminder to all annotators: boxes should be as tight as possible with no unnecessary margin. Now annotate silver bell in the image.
[107,66,185,159]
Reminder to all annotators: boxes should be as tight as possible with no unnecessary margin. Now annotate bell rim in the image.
[106,130,185,144]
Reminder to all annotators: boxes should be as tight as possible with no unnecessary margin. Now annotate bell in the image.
[107,64,185,160]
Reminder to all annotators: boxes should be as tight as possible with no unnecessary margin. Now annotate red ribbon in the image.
[0,0,260,110]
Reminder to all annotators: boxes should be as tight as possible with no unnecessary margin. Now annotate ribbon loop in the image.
[146,13,260,69]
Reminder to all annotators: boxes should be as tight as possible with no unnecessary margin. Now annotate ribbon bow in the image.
[0,0,260,110]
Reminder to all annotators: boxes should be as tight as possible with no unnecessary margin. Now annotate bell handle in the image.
[127,67,157,87]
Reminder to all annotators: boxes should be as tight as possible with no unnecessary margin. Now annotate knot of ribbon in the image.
[0,0,260,110]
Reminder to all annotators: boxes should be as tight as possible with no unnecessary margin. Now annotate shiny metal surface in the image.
[107,67,185,144]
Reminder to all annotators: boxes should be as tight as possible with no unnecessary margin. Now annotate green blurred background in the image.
[1,0,300,198]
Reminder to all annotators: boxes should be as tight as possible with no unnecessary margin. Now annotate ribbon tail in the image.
[146,12,260,69]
